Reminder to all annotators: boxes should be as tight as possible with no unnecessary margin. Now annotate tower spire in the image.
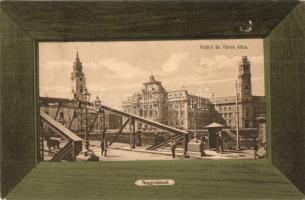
[75,50,80,62]
[238,56,252,100]
[71,50,86,100]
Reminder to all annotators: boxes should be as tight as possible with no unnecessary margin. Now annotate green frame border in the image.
[1,1,305,198]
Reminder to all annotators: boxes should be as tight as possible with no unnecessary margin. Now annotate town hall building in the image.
[122,56,265,130]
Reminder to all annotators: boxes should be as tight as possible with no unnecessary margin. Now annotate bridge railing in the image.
[100,105,188,136]
[40,97,189,155]
[40,111,82,161]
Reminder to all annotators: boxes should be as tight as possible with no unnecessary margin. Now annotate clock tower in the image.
[238,56,252,100]
[71,52,87,101]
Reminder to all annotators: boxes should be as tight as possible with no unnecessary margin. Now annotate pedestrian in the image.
[216,131,224,154]
[136,130,142,147]
[154,129,158,145]
[253,137,259,159]
[200,135,207,157]
[216,132,220,153]
[101,138,108,156]
[170,140,176,158]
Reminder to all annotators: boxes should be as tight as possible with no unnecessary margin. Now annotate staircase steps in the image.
[222,129,258,150]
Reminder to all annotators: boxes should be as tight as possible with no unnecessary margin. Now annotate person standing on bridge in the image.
[101,137,108,157]
[200,135,207,157]
[216,131,224,154]
[170,140,176,158]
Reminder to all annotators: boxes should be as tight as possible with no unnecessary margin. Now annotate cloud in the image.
[161,53,189,73]
[39,41,265,109]
[39,60,72,98]
[41,60,71,70]
[97,58,146,79]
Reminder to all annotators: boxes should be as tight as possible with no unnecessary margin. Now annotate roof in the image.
[205,122,226,128]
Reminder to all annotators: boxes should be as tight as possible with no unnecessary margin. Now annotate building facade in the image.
[212,56,265,128]
[123,56,265,130]
[122,75,212,130]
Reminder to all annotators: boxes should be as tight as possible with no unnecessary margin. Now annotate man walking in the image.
[170,140,176,158]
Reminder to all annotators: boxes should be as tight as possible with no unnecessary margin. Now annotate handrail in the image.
[40,97,188,135]
[146,134,184,151]
[100,105,189,135]
[50,140,73,162]
[223,129,237,140]
[40,111,82,142]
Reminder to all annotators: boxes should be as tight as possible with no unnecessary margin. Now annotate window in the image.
[245,120,249,128]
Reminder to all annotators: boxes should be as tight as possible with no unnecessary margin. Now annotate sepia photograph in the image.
[39,39,266,162]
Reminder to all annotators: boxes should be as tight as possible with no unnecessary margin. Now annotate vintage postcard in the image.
[39,39,266,162]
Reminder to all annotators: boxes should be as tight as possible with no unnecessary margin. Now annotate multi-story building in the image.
[122,75,211,130]
[123,56,265,130]
[211,56,265,128]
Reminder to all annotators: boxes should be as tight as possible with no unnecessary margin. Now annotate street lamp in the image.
[193,101,198,143]
[235,80,240,151]
[94,96,102,136]
[81,89,91,152]
[94,96,101,108]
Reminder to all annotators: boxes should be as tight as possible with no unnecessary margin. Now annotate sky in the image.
[39,39,264,109]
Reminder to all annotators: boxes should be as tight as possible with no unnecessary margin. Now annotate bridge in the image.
[39,97,190,161]
[40,111,82,161]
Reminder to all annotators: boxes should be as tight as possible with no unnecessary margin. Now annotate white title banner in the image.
[135,179,175,186]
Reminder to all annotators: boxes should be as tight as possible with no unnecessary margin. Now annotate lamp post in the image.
[193,101,198,142]
[94,96,101,135]
[94,96,101,108]
[235,80,240,151]
[81,89,91,151]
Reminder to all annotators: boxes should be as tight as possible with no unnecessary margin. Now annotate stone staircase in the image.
[222,128,258,150]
